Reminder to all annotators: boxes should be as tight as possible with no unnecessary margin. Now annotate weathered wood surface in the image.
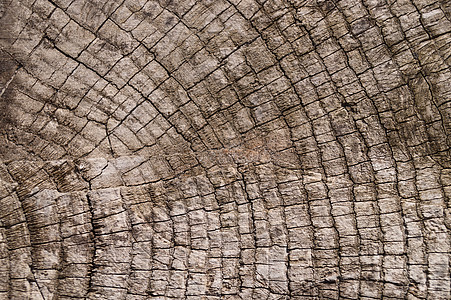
[0,0,450,299]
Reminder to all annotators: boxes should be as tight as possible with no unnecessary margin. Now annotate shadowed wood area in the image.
[0,0,450,299]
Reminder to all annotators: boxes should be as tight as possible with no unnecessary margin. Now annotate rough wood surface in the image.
[0,0,450,299]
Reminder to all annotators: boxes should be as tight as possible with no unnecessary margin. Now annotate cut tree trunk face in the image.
[0,0,450,299]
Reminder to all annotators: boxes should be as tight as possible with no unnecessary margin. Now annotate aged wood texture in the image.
[0,0,450,299]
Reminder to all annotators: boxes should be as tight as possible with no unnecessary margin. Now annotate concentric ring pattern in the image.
[0,0,450,299]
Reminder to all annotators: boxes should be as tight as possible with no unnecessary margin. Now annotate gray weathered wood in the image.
[0,0,450,299]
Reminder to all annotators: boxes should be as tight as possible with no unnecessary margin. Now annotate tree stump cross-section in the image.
[0,0,450,299]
